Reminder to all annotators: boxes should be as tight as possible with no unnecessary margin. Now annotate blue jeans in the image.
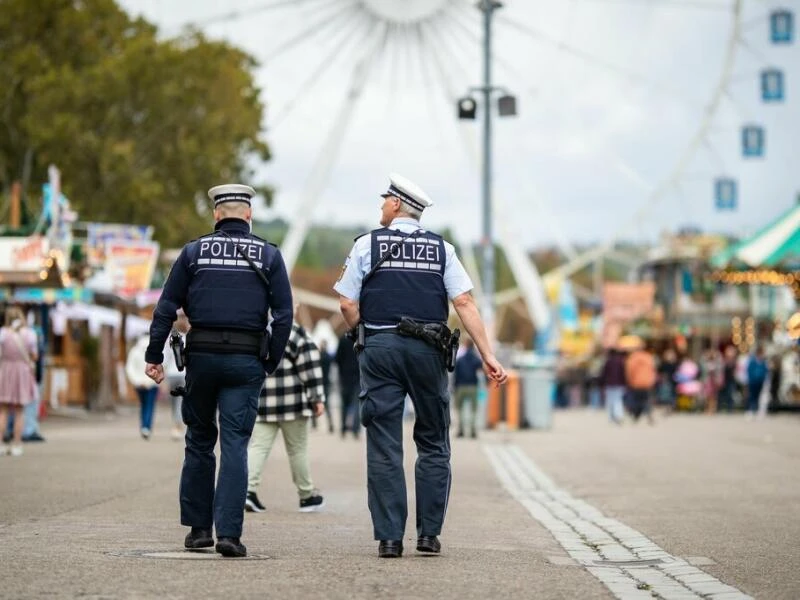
[136,387,158,431]
[606,386,625,423]
[179,352,264,539]
[746,381,764,413]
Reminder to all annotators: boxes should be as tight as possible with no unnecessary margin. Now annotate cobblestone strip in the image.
[484,444,753,600]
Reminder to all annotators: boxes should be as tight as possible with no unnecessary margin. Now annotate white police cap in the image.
[381,173,433,211]
[207,184,256,207]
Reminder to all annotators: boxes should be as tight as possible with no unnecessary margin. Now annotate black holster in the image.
[446,328,461,372]
[397,317,460,372]
[260,329,271,362]
[348,322,366,354]
[169,331,185,372]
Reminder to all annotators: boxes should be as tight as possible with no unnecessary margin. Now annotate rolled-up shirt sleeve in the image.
[333,243,366,301]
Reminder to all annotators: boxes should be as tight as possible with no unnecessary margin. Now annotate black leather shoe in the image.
[416,535,441,554]
[184,528,213,549]
[378,540,403,558]
[216,537,247,557]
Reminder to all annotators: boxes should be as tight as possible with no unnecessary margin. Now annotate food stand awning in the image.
[712,202,800,268]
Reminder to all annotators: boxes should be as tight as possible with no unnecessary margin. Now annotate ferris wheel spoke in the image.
[188,0,334,27]
[701,137,727,171]
[268,12,375,131]
[735,35,772,66]
[444,2,531,86]
[413,24,452,147]
[279,22,391,274]
[263,0,359,65]
[428,15,480,86]
[418,21,486,297]
[497,15,708,112]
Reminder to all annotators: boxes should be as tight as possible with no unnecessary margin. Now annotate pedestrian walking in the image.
[334,173,508,558]
[125,333,159,439]
[718,345,738,412]
[745,346,768,418]
[312,338,335,434]
[334,331,361,439]
[144,184,293,558]
[453,338,483,439]
[624,339,656,423]
[246,318,326,514]
[700,345,723,414]
[0,306,39,457]
[3,309,45,444]
[601,347,627,424]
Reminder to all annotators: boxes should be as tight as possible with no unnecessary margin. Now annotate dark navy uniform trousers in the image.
[359,333,451,541]
[180,352,265,538]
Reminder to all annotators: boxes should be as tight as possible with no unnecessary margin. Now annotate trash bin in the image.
[515,353,555,430]
[486,370,521,430]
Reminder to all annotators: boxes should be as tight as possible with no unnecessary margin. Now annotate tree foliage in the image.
[0,0,270,246]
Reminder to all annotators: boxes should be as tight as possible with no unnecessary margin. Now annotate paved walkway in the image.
[1,406,798,599]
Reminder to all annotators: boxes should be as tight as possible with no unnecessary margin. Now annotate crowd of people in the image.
[554,336,800,422]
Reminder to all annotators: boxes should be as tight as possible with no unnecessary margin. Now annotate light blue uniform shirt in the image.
[333,218,473,327]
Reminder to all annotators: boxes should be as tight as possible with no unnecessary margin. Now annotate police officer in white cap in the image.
[335,173,508,558]
[145,184,293,557]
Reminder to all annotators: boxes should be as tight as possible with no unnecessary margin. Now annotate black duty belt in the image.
[186,328,263,356]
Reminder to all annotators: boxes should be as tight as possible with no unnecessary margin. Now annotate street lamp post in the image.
[458,0,515,341]
[480,0,498,341]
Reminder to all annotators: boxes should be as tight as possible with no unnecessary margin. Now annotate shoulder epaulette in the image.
[353,232,369,242]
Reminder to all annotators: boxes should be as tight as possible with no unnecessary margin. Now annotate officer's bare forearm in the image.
[452,292,494,360]
[339,296,360,329]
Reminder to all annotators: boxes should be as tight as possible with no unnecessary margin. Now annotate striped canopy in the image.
[712,202,800,268]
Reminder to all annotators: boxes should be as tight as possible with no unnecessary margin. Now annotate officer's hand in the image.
[313,400,325,417]
[483,355,508,386]
[145,363,165,384]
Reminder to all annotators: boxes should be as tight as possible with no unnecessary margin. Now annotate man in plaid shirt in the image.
[246,320,326,513]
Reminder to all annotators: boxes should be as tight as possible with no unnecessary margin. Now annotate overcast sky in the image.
[120,0,799,251]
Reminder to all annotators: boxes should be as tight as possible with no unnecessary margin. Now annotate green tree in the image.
[0,0,270,246]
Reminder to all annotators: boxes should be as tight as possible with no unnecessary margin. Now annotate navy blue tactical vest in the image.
[183,219,276,332]
[359,227,448,326]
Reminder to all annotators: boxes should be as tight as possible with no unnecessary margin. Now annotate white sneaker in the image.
[9,445,23,457]
[170,426,183,441]
[140,428,151,439]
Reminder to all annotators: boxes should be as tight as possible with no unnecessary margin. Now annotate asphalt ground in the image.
[1,405,797,599]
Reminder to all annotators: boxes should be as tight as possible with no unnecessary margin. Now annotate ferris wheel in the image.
[130,0,798,336]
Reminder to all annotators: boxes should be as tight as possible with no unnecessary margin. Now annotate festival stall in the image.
[709,200,800,352]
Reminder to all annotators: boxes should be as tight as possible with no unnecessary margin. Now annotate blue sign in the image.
[715,178,737,210]
[761,68,785,102]
[741,124,765,157]
[770,9,794,44]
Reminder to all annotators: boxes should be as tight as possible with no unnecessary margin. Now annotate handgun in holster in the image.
[446,328,461,373]
[397,317,459,371]
[346,323,366,353]
[354,322,366,353]
[169,330,185,372]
